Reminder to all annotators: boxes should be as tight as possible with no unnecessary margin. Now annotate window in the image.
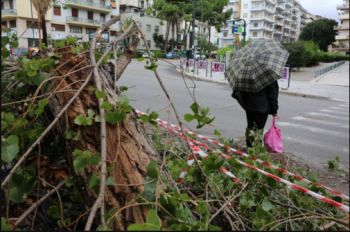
[100,0,105,4]
[253,23,258,27]
[72,8,78,17]
[88,11,93,20]
[253,32,258,37]
[153,11,156,16]
[244,4,248,8]
[2,21,7,28]
[146,24,151,31]
[147,40,151,48]
[253,13,259,18]
[223,32,228,37]
[86,28,96,34]
[1,2,4,10]
[100,14,106,22]
[110,30,117,36]
[243,13,248,18]
[9,20,16,28]
[54,6,61,16]
[27,20,39,29]
[51,23,65,31]
[141,1,144,8]
[204,28,206,32]
[155,26,159,33]
[70,26,82,33]
[9,0,13,9]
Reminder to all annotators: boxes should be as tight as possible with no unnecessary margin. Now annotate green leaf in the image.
[138,57,145,62]
[95,115,101,122]
[107,167,115,172]
[208,225,221,231]
[184,114,195,122]
[47,206,61,219]
[104,110,126,126]
[190,103,199,114]
[181,193,191,201]
[1,217,9,231]
[9,185,24,203]
[88,173,99,189]
[262,198,272,211]
[73,153,89,174]
[82,42,89,49]
[119,86,128,92]
[127,224,150,231]
[65,177,74,187]
[1,135,19,164]
[32,72,50,87]
[101,101,113,110]
[140,114,150,123]
[48,52,55,57]
[146,161,159,179]
[14,69,26,81]
[23,178,37,194]
[146,209,161,230]
[88,109,95,117]
[27,69,37,77]
[256,207,266,219]
[196,203,208,215]
[9,41,19,48]
[89,153,100,165]
[38,99,49,108]
[176,208,190,221]
[106,177,115,186]
[1,36,10,46]
[306,172,318,183]
[95,90,106,100]
[74,129,82,140]
[74,115,92,126]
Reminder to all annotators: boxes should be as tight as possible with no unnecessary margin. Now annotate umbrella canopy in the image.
[225,39,290,93]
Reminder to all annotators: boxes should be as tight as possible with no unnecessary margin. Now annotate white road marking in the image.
[277,122,349,138]
[286,136,349,154]
[291,116,349,129]
[320,109,349,116]
[330,106,348,110]
[306,112,349,121]
[338,104,349,108]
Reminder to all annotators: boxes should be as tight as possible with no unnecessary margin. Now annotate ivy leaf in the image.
[95,115,101,122]
[74,115,92,126]
[137,57,145,62]
[119,86,128,92]
[176,208,190,222]
[32,72,50,87]
[184,114,195,122]
[106,167,115,172]
[89,153,100,165]
[27,69,37,77]
[95,90,106,100]
[106,177,115,186]
[14,69,26,81]
[104,110,126,126]
[1,36,10,46]
[65,177,74,187]
[306,172,318,183]
[47,206,61,219]
[146,161,159,179]
[9,186,23,203]
[73,153,89,174]
[88,173,99,189]
[38,99,49,108]
[196,203,208,215]
[190,103,199,114]
[127,224,150,231]
[1,135,19,164]
[146,209,161,230]
[101,101,113,110]
[262,198,272,211]
[87,109,95,117]
[140,114,150,123]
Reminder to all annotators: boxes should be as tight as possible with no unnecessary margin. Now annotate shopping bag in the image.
[264,116,283,153]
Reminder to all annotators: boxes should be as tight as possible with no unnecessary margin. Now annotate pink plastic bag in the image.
[264,116,283,153]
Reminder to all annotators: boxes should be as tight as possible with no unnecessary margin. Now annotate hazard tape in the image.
[157,122,245,186]
[135,109,349,201]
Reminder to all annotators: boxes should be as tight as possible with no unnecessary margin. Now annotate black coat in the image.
[240,81,279,115]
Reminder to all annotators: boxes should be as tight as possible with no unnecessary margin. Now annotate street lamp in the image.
[200,0,203,60]
[233,18,247,46]
[191,0,196,60]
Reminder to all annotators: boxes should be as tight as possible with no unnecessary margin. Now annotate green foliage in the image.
[302,40,320,67]
[184,103,215,129]
[282,41,305,70]
[217,46,234,62]
[299,18,338,52]
[140,111,159,128]
[318,52,349,62]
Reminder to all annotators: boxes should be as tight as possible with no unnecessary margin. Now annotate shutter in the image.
[72,9,78,17]
[54,7,61,16]
[88,11,93,20]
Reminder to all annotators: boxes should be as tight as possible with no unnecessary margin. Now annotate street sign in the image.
[194,39,197,46]
[140,9,145,17]
[233,26,242,34]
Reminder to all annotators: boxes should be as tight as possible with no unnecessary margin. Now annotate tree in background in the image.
[282,41,305,70]
[152,33,165,50]
[199,38,218,53]
[299,18,338,52]
[32,0,51,47]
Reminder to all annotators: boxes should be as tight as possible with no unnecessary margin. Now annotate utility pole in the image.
[233,18,247,46]
[35,0,42,48]
[200,0,203,60]
[192,0,196,60]
[30,0,35,44]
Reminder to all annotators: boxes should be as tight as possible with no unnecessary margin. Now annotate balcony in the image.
[338,13,350,20]
[334,25,350,30]
[292,15,298,19]
[283,32,290,36]
[335,35,350,40]
[334,47,350,51]
[252,0,276,5]
[337,4,350,10]
[284,16,292,22]
[290,27,297,32]
[275,20,283,26]
[1,9,17,19]
[276,4,284,10]
[285,1,293,7]
[251,6,275,14]
[274,29,282,34]
[275,12,284,18]
[64,0,113,13]
[251,14,275,23]
[301,13,307,19]
[282,10,292,15]
[66,16,106,26]
[262,25,274,32]
[284,24,291,29]
[291,21,297,26]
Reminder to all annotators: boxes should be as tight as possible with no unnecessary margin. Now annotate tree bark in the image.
[208,26,212,58]
[41,14,48,46]
[47,34,159,230]
[163,19,170,53]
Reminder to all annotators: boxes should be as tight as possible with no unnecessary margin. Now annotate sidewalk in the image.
[177,60,349,102]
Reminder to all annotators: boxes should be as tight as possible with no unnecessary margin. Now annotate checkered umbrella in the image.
[225,39,290,93]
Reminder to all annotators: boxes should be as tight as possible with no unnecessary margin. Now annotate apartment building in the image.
[1,0,120,48]
[119,0,166,51]
[214,0,309,48]
[335,0,349,55]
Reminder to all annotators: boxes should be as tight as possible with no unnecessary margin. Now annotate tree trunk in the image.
[171,20,175,51]
[208,26,212,58]
[41,13,48,46]
[47,34,160,230]
[163,19,170,53]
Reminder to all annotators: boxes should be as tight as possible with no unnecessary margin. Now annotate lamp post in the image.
[233,18,247,46]
[191,0,196,60]
[200,0,203,60]
[30,0,35,43]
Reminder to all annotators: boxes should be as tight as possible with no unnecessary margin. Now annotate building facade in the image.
[213,0,310,48]
[335,0,349,55]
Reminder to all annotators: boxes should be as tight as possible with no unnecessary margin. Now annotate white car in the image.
[142,52,154,58]
[195,53,206,60]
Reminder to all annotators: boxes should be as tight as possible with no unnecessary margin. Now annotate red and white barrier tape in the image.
[135,109,349,201]
[157,122,245,186]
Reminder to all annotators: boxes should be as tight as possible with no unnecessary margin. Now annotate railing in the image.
[1,9,17,15]
[284,16,291,21]
[251,6,275,11]
[274,29,282,33]
[65,0,112,10]
[276,4,285,9]
[337,4,350,10]
[66,16,106,25]
[282,10,291,15]
[314,61,345,79]
[275,20,283,24]
[334,25,350,30]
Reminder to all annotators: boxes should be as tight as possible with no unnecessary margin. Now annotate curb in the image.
[176,68,341,101]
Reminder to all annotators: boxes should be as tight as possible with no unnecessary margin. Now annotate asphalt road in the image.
[117,59,349,174]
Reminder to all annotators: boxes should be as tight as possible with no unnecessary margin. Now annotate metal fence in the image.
[314,61,345,78]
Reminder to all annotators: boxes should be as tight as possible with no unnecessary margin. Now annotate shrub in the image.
[203,52,209,58]
[217,46,234,62]
[318,52,350,62]
[302,40,320,66]
[155,53,166,58]
[282,41,305,70]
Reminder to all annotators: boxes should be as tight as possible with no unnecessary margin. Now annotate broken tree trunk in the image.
[46,23,160,230]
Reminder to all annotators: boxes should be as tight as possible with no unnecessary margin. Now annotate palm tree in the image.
[32,0,51,47]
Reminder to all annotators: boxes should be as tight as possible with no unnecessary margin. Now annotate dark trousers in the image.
[245,111,269,148]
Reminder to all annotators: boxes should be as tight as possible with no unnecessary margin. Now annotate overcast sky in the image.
[299,0,345,23]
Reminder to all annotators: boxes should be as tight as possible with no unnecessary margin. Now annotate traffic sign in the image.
[194,39,197,46]
[233,26,242,34]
